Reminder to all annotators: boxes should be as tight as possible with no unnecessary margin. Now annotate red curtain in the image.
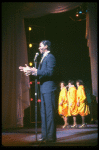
[86,3,98,102]
[2,3,30,128]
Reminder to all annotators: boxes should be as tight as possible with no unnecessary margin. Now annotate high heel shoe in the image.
[62,123,69,128]
[62,125,66,128]
[71,124,77,128]
[79,123,87,128]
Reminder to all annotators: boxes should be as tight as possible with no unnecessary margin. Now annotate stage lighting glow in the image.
[30,81,32,85]
[29,62,33,66]
[69,3,87,21]
[29,27,32,31]
[76,14,79,17]
[37,82,40,84]
[29,43,32,48]
[79,11,82,14]
[31,98,33,101]
[37,99,41,102]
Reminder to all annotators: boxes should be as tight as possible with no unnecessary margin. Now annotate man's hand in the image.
[19,64,37,76]
[31,67,37,72]
[19,64,31,76]
[22,64,30,72]
[19,64,31,72]
[31,67,37,76]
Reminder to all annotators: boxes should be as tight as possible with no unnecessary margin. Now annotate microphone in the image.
[34,52,39,62]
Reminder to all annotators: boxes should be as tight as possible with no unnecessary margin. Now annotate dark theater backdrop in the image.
[24,10,92,126]
[2,2,97,128]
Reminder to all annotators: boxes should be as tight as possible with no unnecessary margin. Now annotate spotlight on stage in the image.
[37,99,41,102]
[29,27,32,31]
[31,98,33,101]
[76,13,79,17]
[70,2,87,21]
[79,10,82,14]
[29,43,33,48]
[30,81,32,85]
[29,62,33,66]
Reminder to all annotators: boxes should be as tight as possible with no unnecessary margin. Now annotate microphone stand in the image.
[34,59,38,141]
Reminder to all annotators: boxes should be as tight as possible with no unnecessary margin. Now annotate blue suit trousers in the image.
[40,91,56,141]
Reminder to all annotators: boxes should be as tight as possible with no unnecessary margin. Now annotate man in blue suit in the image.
[32,40,57,142]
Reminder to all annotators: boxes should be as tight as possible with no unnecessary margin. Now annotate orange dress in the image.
[77,85,90,116]
[67,86,78,116]
[58,87,68,117]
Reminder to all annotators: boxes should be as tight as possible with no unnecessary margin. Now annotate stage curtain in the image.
[2,2,84,128]
[86,3,98,102]
[2,3,30,128]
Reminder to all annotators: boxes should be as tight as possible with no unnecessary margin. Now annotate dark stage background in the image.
[23,8,93,127]
[24,8,92,86]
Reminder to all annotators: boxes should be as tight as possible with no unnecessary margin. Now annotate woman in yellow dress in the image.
[67,80,78,128]
[76,80,90,128]
[58,81,68,128]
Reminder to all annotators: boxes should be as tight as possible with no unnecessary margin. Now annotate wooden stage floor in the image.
[2,124,98,147]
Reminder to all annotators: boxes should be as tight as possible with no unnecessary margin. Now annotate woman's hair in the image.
[41,40,51,50]
[68,80,74,85]
[60,81,66,86]
[76,79,84,85]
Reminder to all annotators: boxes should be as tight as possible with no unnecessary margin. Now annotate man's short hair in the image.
[41,40,51,50]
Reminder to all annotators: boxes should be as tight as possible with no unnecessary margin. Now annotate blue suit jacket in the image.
[37,53,56,93]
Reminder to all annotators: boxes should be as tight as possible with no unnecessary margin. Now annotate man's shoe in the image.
[46,139,56,143]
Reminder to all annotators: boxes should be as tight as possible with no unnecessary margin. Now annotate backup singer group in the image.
[58,79,90,128]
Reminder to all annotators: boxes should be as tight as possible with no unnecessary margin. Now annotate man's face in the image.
[38,42,46,54]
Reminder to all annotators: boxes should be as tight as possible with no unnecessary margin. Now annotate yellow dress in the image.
[77,85,90,116]
[58,87,68,117]
[67,86,78,116]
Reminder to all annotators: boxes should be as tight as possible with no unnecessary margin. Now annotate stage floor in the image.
[2,124,98,147]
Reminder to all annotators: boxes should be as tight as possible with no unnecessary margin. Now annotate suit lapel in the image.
[38,53,50,69]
